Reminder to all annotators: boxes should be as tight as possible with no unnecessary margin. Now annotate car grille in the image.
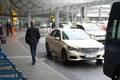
[95,35,105,37]
[80,48,99,53]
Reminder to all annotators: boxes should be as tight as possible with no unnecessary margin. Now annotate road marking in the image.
[39,58,46,60]
[8,56,47,61]
[8,56,31,59]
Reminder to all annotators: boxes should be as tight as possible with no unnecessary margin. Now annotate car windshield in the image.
[82,24,102,31]
[62,29,91,40]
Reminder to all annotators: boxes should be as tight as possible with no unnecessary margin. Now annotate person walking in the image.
[0,22,3,41]
[25,21,41,65]
[0,22,3,35]
[51,22,55,29]
[6,20,11,36]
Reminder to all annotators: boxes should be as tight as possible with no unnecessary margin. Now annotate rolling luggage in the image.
[0,35,6,44]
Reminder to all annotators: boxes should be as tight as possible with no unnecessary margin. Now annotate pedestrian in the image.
[19,22,22,30]
[51,22,55,29]
[0,22,3,35]
[0,22,3,40]
[6,20,11,36]
[59,23,63,28]
[25,21,41,65]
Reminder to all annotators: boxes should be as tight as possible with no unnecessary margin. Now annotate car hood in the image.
[87,31,106,35]
[64,39,104,48]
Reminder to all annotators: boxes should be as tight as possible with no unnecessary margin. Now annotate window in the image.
[62,31,69,40]
[50,30,60,38]
[107,19,120,40]
[117,20,120,39]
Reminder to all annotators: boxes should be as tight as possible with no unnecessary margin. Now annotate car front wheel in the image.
[46,43,52,57]
[61,49,68,64]
[96,59,103,65]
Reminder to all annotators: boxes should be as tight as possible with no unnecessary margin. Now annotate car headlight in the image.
[68,46,79,52]
[99,47,104,51]
[90,35,96,39]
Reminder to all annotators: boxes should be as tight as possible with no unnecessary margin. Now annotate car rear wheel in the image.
[113,73,120,80]
[117,76,120,80]
[112,75,120,80]
[46,43,52,57]
[116,76,120,80]
[61,49,68,64]
[96,59,103,65]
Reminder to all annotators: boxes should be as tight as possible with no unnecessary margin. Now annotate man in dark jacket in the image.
[25,21,40,65]
[6,21,11,36]
[0,22,3,36]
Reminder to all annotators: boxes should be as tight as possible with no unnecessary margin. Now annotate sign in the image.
[13,17,18,21]
[0,7,4,13]
[50,15,55,22]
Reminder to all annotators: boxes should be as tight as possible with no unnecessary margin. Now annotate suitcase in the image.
[1,36,6,44]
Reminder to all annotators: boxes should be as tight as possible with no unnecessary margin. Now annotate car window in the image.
[76,25,85,30]
[82,24,102,31]
[50,30,60,37]
[62,31,69,40]
[62,30,91,40]
[107,19,120,41]
[50,30,56,36]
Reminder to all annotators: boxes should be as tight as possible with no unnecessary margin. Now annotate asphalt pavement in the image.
[1,29,70,80]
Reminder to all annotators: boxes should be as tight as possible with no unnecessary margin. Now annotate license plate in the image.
[85,54,96,58]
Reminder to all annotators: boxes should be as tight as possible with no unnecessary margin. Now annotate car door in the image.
[46,30,57,52]
[52,30,63,54]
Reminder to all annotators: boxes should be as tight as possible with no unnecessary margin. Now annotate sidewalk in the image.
[1,31,70,80]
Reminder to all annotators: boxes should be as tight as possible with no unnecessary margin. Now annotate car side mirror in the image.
[54,37,60,41]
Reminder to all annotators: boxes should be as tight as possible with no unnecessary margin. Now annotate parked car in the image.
[38,23,49,36]
[76,23,106,43]
[45,28,104,64]
[97,21,108,31]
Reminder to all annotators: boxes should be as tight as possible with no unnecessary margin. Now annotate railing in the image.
[0,46,27,80]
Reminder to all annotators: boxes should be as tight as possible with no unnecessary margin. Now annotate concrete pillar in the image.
[28,10,31,27]
[55,8,59,28]
[10,4,13,25]
[66,4,69,22]
[72,10,74,22]
[78,9,80,22]
[81,7,85,23]
[99,7,102,23]
[85,7,88,22]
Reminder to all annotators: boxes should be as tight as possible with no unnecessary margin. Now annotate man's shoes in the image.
[32,61,36,65]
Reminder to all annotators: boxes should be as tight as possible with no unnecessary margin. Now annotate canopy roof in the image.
[1,0,120,17]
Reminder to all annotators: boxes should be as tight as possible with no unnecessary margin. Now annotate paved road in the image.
[18,35,111,80]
